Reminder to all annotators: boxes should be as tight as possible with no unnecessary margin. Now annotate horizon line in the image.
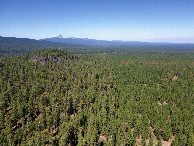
[1,35,194,44]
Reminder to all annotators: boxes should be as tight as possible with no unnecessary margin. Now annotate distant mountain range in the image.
[41,35,154,46]
[0,36,193,56]
[41,35,194,46]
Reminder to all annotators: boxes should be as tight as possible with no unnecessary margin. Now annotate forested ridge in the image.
[0,37,92,56]
[1,36,194,57]
[0,49,193,145]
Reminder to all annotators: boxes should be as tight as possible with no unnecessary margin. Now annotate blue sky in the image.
[0,0,194,43]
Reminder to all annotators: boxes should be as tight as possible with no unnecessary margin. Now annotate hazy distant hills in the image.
[41,35,194,47]
[0,36,90,56]
[0,36,194,56]
[41,35,150,46]
[41,35,194,52]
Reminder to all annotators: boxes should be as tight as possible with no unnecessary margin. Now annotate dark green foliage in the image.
[0,49,193,145]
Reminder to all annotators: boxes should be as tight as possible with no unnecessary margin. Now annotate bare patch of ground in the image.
[158,101,168,106]
[136,134,142,146]
[145,126,175,146]
[143,83,149,87]
[166,115,171,124]
[172,75,178,81]
[162,135,175,146]
[129,124,175,146]
[131,127,134,134]
[99,135,107,143]
[150,126,158,146]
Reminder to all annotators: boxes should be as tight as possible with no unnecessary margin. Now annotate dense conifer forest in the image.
[0,47,193,145]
